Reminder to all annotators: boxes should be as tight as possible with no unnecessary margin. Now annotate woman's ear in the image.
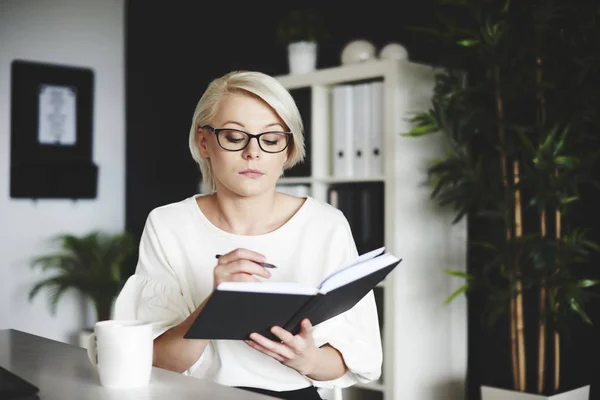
[198,127,210,158]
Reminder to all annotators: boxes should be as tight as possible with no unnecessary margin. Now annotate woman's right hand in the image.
[213,248,271,290]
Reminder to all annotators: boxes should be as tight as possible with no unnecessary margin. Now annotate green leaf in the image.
[584,240,600,252]
[569,298,592,325]
[443,284,468,305]
[577,280,600,288]
[555,156,579,169]
[553,126,570,156]
[540,125,559,153]
[444,269,471,279]
[457,39,480,47]
[403,124,438,137]
[560,196,579,206]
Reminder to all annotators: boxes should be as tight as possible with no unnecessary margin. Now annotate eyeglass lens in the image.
[218,129,289,153]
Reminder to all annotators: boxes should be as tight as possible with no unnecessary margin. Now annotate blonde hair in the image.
[188,70,306,192]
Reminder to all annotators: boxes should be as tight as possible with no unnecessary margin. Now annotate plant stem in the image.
[494,65,521,391]
[554,190,562,392]
[554,331,560,392]
[538,209,547,394]
[513,160,526,392]
[536,56,547,394]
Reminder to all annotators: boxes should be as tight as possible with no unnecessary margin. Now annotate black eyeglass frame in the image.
[202,125,293,154]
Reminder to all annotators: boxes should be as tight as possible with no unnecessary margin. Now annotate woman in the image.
[114,70,382,400]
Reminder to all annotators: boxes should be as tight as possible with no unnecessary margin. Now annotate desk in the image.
[0,329,277,399]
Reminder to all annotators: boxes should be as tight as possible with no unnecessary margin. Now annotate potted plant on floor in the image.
[276,8,328,75]
[403,0,600,398]
[28,231,137,346]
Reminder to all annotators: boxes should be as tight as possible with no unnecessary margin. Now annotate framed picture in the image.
[10,59,98,199]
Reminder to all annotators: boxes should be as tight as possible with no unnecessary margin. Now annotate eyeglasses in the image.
[202,125,293,154]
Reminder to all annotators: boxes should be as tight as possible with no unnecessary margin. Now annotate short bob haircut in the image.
[188,70,306,193]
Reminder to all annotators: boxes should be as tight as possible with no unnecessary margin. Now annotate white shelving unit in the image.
[275,59,468,400]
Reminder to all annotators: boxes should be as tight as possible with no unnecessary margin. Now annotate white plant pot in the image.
[287,41,317,75]
[481,385,590,400]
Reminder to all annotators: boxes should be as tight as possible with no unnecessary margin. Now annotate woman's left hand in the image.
[245,318,320,377]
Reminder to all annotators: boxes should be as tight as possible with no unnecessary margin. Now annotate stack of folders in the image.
[331,80,384,179]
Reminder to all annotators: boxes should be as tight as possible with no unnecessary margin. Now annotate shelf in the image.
[275,59,433,89]
[278,176,385,185]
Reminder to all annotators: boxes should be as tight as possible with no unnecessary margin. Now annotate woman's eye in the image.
[223,130,246,143]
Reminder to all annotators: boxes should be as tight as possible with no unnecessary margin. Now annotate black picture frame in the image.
[10,59,98,199]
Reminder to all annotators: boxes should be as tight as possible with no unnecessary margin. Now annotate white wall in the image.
[391,64,468,400]
[0,0,125,344]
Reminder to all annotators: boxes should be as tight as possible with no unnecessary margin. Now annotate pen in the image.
[215,254,277,269]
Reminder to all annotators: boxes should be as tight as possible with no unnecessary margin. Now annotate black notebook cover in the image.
[184,257,400,341]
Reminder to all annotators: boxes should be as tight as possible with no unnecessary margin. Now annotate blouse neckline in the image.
[188,194,313,241]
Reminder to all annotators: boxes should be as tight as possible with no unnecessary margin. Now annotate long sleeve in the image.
[114,210,191,339]
[308,213,383,388]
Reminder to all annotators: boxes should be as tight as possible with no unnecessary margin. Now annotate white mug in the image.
[86,320,153,389]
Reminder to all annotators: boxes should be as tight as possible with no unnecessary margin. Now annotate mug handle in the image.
[86,332,97,366]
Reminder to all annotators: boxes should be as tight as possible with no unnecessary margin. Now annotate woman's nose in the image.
[242,137,261,159]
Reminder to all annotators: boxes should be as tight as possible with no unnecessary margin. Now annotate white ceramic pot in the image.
[481,385,590,400]
[287,41,317,75]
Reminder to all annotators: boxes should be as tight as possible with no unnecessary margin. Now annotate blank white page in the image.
[318,252,399,293]
[216,281,319,295]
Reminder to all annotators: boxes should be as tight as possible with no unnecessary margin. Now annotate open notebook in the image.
[184,247,401,341]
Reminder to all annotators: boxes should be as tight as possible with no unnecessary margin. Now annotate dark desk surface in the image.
[0,329,277,400]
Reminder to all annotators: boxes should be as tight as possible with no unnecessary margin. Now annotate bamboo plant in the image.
[29,231,137,323]
[404,0,600,394]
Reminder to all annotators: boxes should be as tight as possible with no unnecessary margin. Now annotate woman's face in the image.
[198,92,289,198]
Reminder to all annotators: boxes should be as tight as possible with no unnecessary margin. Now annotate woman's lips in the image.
[239,169,264,178]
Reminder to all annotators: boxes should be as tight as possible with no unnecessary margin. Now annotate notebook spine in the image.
[282,294,323,335]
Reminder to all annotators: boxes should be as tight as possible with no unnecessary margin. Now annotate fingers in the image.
[245,340,285,362]
[217,249,271,277]
[229,273,260,283]
[219,259,271,278]
[217,248,266,265]
[298,319,313,338]
[213,248,271,288]
[270,326,297,349]
[247,333,295,359]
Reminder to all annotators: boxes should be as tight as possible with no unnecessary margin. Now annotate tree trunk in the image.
[513,160,526,392]
[494,66,522,390]
[536,56,547,395]
[554,200,562,392]
[538,209,547,394]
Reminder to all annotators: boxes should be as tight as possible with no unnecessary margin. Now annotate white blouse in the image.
[113,194,382,391]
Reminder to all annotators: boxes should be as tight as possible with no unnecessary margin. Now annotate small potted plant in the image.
[28,230,137,346]
[276,9,328,75]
